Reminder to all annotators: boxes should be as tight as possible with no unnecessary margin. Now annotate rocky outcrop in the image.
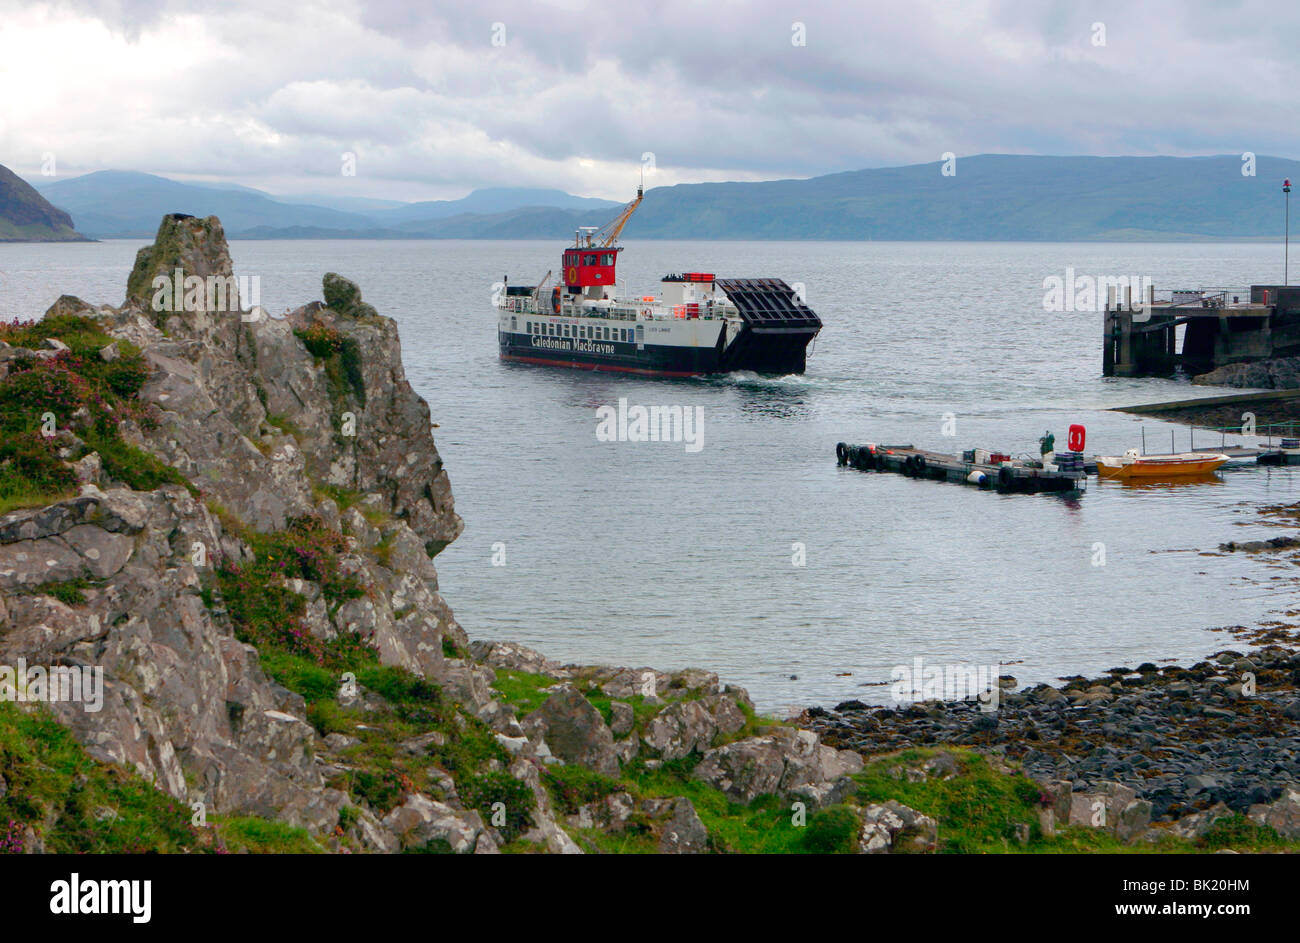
[693,727,864,805]
[1194,356,1300,389]
[0,215,468,837]
[1,214,871,855]
[0,484,349,831]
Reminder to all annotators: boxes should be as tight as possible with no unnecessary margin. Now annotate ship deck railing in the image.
[499,299,738,321]
[1131,287,1262,314]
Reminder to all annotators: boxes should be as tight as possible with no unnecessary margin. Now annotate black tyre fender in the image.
[998,465,1014,489]
[836,442,848,465]
[914,455,927,476]
[903,455,917,477]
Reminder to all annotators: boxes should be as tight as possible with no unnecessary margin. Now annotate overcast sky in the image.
[1,0,1296,201]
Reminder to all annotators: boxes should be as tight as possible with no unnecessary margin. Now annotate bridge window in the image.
[601,253,614,266]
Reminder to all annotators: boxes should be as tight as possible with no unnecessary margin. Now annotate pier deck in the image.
[1104,285,1300,378]
[836,443,1086,494]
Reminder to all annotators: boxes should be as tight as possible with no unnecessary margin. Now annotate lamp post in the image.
[1286,178,1292,286]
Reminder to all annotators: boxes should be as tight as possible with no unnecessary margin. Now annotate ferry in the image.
[494,187,822,376]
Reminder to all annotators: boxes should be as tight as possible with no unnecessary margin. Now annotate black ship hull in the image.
[497,325,814,377]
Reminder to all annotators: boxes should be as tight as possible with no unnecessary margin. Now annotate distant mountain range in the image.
[25,171,623,240]
[0,165,86,241]
[13,154,1300,241]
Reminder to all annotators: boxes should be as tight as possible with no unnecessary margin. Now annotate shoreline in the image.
[793,506,1300,835]
[1117,387,1300,432]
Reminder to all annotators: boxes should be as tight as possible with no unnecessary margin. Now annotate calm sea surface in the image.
[2,239,1297,711]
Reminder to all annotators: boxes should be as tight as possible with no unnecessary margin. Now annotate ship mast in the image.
[577,184,644,248]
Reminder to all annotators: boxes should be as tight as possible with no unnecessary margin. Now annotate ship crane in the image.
[561,185,646,296]
[531,269,552,305]
[576,184,643,248]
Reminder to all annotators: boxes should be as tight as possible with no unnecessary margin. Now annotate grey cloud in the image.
[8,0,1300,197]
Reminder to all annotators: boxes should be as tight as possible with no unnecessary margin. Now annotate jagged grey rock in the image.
[641,695,745,761]
[0,215,467,836]
[858,801,938,854]
[520,685,620,776]
[658,798,709,854]
[692,727,863,804]
[1247,787,1300,839]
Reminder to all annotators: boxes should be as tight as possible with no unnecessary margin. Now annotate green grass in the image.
[0,313,196,512]
[264,413,302,439]
[582,689,661,732]
[1198,813,1292,852]
[852,747,1300,854]
[294,326,365,408]
[0,431,77,515]
[498,838,548,854]
[627,761,811,854]
[545,743,1300,855]
[0,700,196,853]
[83,429,198,495]
[246,641,511,816]
[542,763,625,816]
[212,816,321,853]
[207,502,515,821]
[0,478,77,517]
[0,701,296,853]
[800,805,860,853]
[540,756,824,854]
[459,771,535,842]
[854,748,1044,854]
[31,578,90,606]
[490,669,559,716]
[311,483,362,512]
[217,514,373,668]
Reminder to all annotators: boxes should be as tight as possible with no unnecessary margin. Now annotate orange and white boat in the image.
[1095,448,1230,480]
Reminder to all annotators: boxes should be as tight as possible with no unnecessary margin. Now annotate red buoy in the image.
[1068,424,1086,453]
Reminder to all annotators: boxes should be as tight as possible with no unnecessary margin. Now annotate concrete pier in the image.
[1103,285,1300,378]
